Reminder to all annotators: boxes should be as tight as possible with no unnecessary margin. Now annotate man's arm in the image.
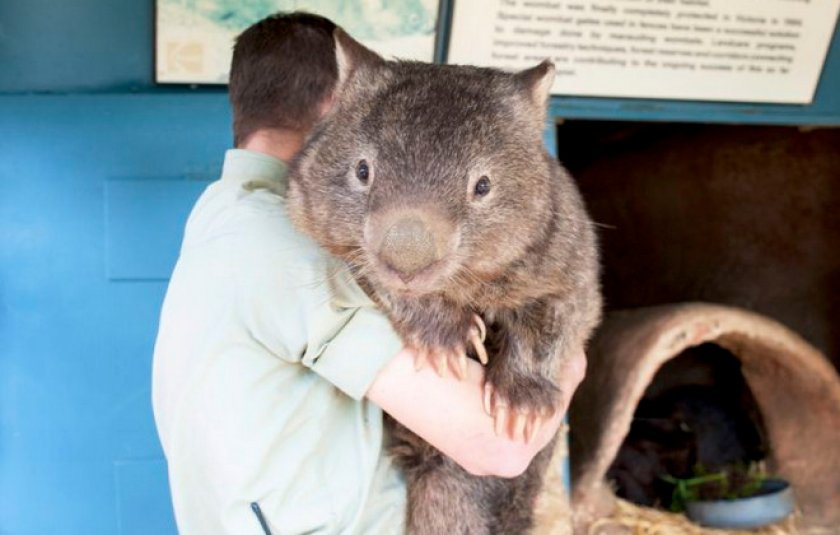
[366,347,586,478]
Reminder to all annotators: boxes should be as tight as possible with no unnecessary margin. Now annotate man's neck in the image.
[239,129,304,163]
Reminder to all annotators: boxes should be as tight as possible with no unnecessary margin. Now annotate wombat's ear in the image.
[333,27,386,98]
[514,60,555,122]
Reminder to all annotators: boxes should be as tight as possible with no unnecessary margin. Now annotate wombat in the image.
[608,345,767,508]
[287,29,601,534]
[608,385,767,508]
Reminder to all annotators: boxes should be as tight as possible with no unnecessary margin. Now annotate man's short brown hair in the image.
[229,12,338,146]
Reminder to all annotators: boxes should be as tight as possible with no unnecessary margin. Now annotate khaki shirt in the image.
[153,149,406,534]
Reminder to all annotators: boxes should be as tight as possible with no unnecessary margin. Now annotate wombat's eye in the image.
[474,176,491,197]
[356,160,370,184]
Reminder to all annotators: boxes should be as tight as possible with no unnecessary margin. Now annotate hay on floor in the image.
[532,424,574,535]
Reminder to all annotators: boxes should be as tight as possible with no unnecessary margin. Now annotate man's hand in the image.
[366,346,586,478]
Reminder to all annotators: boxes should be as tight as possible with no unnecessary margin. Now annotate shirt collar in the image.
[221,149,288,193]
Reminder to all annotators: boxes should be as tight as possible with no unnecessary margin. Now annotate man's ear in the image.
[514,60,556,124]
[333,27,386,99]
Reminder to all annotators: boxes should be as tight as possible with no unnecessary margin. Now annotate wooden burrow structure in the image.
[568,303,840,534]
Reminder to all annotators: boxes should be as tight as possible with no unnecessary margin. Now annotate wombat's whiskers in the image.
[548,209,616,230]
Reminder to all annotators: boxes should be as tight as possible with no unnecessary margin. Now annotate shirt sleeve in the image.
[233,200,403,401]
[302,305,403,401]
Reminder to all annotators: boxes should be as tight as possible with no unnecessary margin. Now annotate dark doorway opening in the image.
[554,121,840,365]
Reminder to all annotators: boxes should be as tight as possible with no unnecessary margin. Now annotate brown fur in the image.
[287,29,601,534]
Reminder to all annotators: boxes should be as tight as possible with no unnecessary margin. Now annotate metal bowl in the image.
[685,479,795,529]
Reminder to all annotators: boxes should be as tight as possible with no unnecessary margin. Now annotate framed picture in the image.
[156,0,442,84]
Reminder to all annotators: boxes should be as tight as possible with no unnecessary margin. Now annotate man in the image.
[153,12,585,534]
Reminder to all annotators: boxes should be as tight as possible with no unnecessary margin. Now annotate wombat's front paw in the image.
[411,314,487,380]
[483,367,559,443]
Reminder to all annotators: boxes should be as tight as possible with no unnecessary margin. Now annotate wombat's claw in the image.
[484,382,552,443]
[442,349,469,380]
[470,333,488,366]
[472,313,487,342]
[500,408,552,443]
[520,410,549,443]
[413,347,469,380]
[413,348,448,377]
[493,404,509,436]
[413,348,428,371]
[483,383,495,415]
[455,351,469,379]
[469,314,488,365]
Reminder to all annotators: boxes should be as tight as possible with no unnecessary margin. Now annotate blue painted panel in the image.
[0,0,154,92]
[114,460,177,535]
[105,179,210,280]
[0,93,230,534]
[0,461,117,534]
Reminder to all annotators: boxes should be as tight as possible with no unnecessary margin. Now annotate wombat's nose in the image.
[379,217,438,281]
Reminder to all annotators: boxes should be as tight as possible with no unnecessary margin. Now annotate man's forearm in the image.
[366,349,564,478]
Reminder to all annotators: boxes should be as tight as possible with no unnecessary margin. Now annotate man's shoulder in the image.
[161,179,338,341]
[185,180,312,250]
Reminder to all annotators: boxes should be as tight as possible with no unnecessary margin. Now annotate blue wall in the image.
[1,5,230,533]
[1,1,839,534]
[1,0,155,93]
[0,93,229,533]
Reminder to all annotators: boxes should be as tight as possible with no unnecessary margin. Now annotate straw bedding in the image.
[588,498,807,535]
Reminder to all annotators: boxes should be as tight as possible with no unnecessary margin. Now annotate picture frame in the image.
[155,0,442,84]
